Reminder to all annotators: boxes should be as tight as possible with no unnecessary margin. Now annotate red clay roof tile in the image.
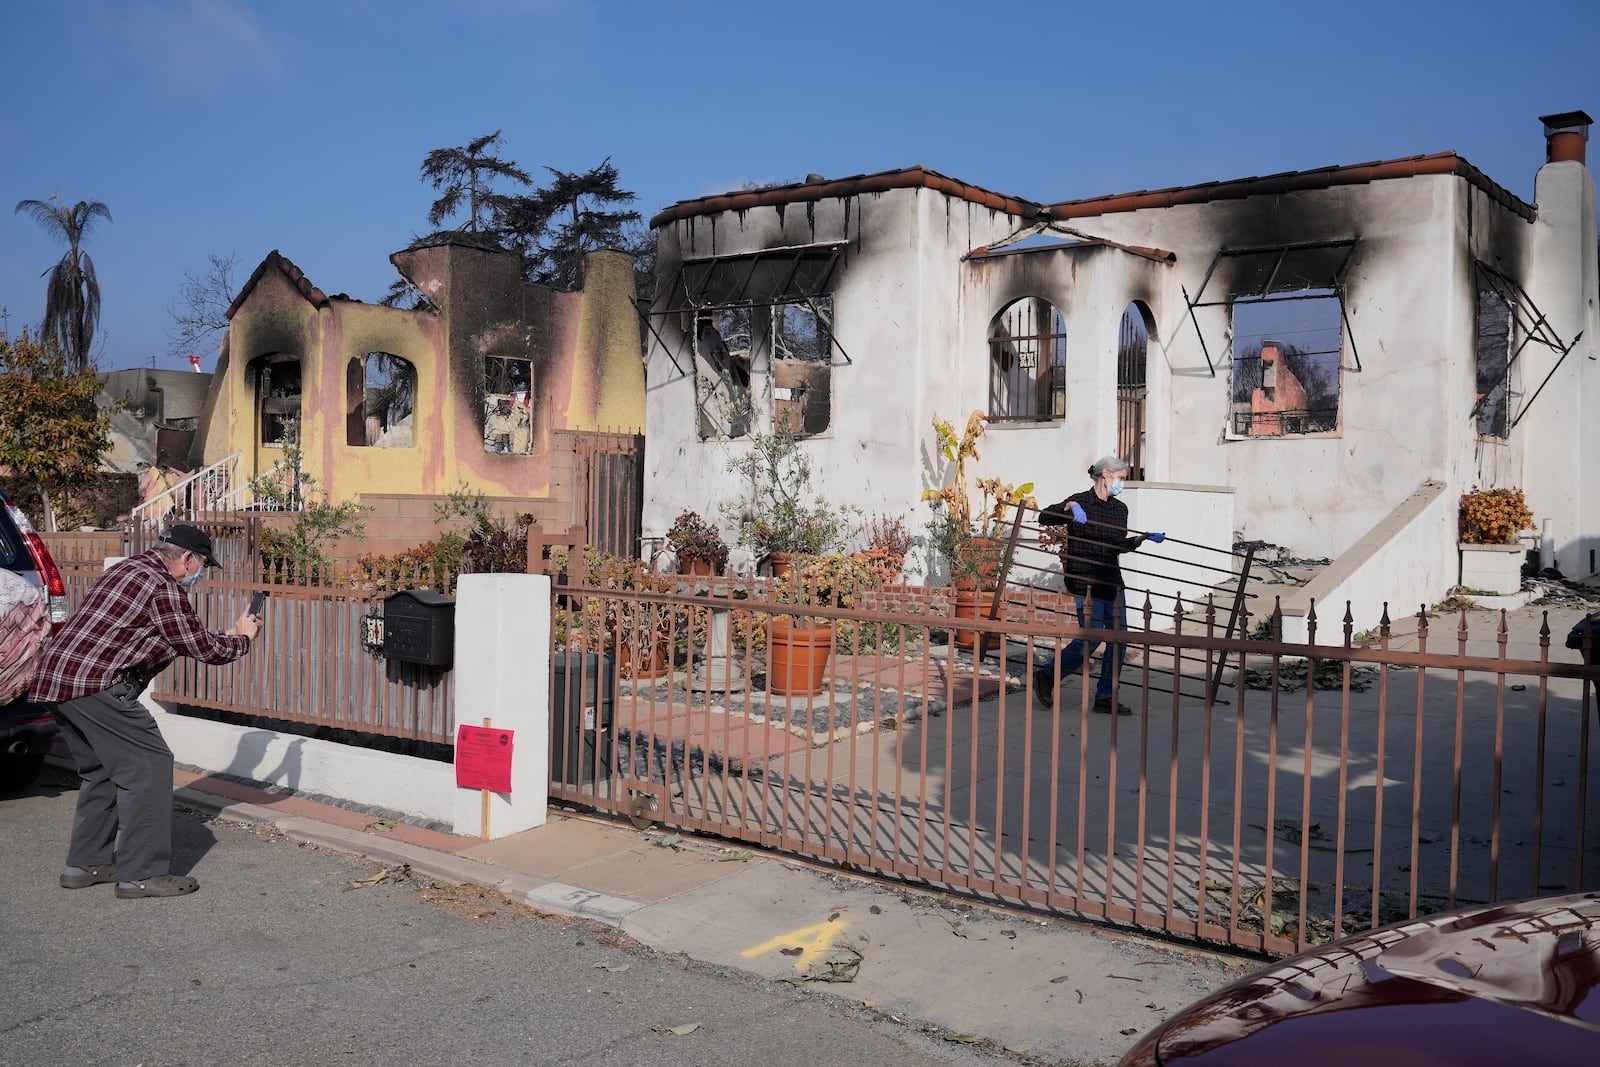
[649,152,1535,230]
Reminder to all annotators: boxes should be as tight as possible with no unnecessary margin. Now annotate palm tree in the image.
[14,195,112,372]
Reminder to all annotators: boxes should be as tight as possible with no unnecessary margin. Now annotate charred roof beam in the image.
[1185,239,1363,378]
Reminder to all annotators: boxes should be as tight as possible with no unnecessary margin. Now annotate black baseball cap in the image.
[159,525,220,568]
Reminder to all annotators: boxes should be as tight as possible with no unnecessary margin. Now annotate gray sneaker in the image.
[115,874,199,899]
[60,864,118,889]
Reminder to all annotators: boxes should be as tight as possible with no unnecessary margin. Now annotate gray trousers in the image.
[50,682,175,881]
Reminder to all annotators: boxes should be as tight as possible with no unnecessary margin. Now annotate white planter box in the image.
[1458,542,1526,595]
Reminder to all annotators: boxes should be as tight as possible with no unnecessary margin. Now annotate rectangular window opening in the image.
[1474,284,1513,439]
[259,360,301,447]
[772,297,832,436]
[1229,290,1342,437]
[484,355,533,455]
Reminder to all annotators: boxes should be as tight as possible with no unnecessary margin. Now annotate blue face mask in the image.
[180,558,204,589]
[1108,479,1124,497]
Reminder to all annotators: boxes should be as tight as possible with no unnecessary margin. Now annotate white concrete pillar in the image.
[452,573,551,839]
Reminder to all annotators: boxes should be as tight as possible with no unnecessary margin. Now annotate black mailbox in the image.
[382,589,455,667]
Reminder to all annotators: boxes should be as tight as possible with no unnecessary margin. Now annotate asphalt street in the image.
[1,765,1023,1067]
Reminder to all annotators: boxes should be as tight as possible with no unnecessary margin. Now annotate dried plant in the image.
[1459,486,1534,545]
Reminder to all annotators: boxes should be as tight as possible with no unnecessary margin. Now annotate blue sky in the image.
[2,0,1595,372]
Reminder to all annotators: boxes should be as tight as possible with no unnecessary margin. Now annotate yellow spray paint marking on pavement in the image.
[740,918,847,970]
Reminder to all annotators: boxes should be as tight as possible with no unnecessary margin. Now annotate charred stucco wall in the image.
[563,249,643,432]
[216,244,644,507]
[1049,173,1530,559]
[643,186,1023,548]
[208,267,322,479]
[965,242,1169,504]
[646,160,1596,574]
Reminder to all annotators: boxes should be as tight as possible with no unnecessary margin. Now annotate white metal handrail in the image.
[131,452,243,528]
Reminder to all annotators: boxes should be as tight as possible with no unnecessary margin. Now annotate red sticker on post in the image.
[455,725,514,792]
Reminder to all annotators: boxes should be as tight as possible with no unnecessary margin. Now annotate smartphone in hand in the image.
[249,591,267,616]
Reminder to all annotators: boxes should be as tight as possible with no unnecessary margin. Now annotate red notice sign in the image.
[455,725,514,792]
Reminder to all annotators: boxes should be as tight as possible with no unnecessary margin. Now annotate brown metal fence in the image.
[61,514,461,745]
[548,569,1600,956]
[151,576,455,745]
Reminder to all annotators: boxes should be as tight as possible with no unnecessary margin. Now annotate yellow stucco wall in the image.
[214,246,645,508]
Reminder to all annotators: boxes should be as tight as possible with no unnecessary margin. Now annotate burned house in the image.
[642,112,1598,627]
[194,242,645,552]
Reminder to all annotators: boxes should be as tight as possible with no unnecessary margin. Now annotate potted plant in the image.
[765,552,874,696]
[582,548,681,680]
[666,509,729,576]
[1458,486,1534,595]
[861,512,914,584]
[722,417,858,576]
[922,412,1032,650]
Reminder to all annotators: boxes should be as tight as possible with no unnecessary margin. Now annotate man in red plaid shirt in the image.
[31,525,259,899]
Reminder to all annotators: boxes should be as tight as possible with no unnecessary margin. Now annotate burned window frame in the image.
[1473,281,1514,439]
[658,243,847,441]
[1467,260,1583,434]
[482,354,534,456]
[987,297,1066,422]
[253,353,302,448]
[1184,239,1362,380]
[345,352,417,449]
[1180,240,1358,439]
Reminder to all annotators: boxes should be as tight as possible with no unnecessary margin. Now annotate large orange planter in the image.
[766,616,833,696]
[953,584,996,653]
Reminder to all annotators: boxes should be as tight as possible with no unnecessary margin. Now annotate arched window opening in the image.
[1117,303,1151,478]
[988,298,1065,421]
[346,353,416,448]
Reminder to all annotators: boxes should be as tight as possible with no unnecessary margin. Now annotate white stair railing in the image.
[131,452,243,530]
[219,458,302,513]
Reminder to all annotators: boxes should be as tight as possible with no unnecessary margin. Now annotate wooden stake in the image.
[480,716,492,841]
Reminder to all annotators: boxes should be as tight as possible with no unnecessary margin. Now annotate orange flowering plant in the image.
[1459,486,1534,545]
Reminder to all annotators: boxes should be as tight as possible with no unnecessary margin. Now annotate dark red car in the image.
[1120,892,1600,1066]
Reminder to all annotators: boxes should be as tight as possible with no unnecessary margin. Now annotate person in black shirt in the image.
[1036,455,1164,715]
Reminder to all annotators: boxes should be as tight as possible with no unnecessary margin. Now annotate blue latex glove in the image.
[1144,531,1166,543]
[1068,502,1087,524]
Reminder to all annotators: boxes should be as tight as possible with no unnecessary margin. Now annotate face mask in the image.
[1108,479,1124,497]
[180,558,204,589]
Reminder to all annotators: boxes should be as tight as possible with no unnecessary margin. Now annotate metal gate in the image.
[567,429,644,560]
[547,547,1600,956]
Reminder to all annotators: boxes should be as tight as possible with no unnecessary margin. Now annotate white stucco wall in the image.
[1524,159,1600,577]
[148,698,458,824]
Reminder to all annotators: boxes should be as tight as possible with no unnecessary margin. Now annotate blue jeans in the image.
[1055,592,1127,701]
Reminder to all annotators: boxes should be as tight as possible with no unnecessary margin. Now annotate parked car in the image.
[1118,891,1600,1066]
[0,490,68,792]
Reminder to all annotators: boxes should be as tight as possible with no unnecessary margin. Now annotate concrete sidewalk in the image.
[168,768,1252,1067]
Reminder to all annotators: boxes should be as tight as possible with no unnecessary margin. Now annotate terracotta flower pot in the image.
[953,583,996,653]
[766,615,833,696]
[680,556,715,577]
[768,551,795,579]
